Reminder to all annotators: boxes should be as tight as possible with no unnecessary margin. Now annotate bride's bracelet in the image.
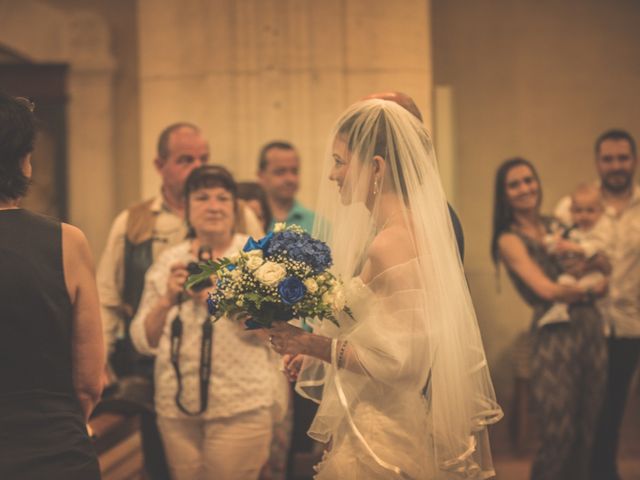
[337,340,348,369]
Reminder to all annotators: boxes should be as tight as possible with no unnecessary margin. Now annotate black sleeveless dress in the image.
[0,209,100,480]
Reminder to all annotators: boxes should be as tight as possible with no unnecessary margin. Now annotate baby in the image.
[540,184,610,327]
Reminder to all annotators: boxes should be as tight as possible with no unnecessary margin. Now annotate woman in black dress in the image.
[0,93,104,479]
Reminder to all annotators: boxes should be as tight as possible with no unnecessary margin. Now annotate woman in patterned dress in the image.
[491,157,608,480]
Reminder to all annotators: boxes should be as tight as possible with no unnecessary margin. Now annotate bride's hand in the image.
[282,354,305,382]
[268,322,308,356]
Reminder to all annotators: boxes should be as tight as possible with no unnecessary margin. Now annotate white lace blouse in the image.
[130,235,284,420]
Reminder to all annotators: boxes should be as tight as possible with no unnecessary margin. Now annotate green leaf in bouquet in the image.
[185,259,224,290]
[325,314,340,327]
[343,305,354,320]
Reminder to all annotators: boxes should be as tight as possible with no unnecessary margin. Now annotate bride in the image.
[268,99,502,479]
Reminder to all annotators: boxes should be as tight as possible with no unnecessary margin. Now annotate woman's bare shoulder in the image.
[366,226,416,275]
[498,232,525,254]
[61,222,95,277]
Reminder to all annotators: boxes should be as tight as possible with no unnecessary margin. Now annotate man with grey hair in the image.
[97,123,262,479]
[98,123,208,479]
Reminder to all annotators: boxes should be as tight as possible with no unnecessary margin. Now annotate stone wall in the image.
[137,0,433,206]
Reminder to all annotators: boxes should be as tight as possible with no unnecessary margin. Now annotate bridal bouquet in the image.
[186,223,350,328]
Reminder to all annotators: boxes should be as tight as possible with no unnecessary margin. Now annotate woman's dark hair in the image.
[490,157,542,266]
[236,181,272,231]
[184,165,238,237]
[0,93,36,202]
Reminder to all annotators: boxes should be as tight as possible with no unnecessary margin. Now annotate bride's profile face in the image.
[329,136,371,205]
[329,136,353,205]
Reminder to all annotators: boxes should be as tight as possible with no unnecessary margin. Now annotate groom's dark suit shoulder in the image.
[448,204,465,261]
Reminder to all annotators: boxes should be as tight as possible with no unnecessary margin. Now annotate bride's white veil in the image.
[297,99,502,478]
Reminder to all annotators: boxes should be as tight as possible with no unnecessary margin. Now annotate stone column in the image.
[0,1,116,256]
[66,12,116,252]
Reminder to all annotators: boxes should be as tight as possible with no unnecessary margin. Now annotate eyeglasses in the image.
[14,96,35,113]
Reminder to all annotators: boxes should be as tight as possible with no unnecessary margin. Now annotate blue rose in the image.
[243,232,274,253]
[278,277,307,305]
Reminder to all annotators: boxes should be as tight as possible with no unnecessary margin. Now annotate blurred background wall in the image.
[1,0,640,452]
[135,0,433,203]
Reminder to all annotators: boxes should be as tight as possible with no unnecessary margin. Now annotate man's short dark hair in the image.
[258,141,295,172]
[595,129,636,158]
[0,92,36,201]
[157,122,200,160]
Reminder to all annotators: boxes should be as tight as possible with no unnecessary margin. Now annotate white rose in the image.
[227,252,241,263]
[245,255,264,271]
[273,222,286,233]
[230,269,242,281]
[304,278,319,294]
[331,288,346,311]
[245,249,264,258]
[254,261,286,287]
[322,291,332,304]
[324,286,346,312]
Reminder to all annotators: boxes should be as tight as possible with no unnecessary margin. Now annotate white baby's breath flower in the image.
[230,269,241,281]
[246,255,264,271]
[273,222,286,233]
[254,261,286,287]
[304,278,319,294]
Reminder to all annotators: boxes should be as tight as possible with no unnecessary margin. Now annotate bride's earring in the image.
[373,178,379,196]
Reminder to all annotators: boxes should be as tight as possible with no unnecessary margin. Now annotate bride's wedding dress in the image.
[297,99,502,479]
[309,262,433,479]
[300,261,499,479]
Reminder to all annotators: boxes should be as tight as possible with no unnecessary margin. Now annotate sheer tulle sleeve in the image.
[297,261,502,479]
[338,270,430,389]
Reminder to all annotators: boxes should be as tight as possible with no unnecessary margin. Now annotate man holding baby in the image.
[555,129,640,480]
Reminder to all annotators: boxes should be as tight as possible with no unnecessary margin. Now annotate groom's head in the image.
[362,91,423,123]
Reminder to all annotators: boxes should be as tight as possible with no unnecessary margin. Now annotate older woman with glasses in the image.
[130,165,285,480]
